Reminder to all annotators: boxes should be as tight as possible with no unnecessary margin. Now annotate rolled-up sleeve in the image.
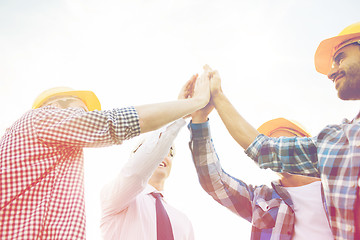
[33,106,141,147]
[245,134,320,177]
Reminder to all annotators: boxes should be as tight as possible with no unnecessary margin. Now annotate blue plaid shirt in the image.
[189,121,301,240]
[246,113,360,240]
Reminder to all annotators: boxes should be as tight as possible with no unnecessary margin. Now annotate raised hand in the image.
[192,65,211,105]
[178,74,198,100]
[189,65,214,123]
[210,69,223,98]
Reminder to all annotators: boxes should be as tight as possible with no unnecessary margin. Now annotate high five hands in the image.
[178,64,222,122]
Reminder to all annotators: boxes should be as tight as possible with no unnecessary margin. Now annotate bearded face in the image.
[328,44,360,100]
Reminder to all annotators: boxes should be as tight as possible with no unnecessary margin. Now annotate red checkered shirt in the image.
[0,106,140,240]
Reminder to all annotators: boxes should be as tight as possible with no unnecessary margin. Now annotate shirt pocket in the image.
[252,198,281,229]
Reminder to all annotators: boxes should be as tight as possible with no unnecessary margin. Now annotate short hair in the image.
[349,41,360,49]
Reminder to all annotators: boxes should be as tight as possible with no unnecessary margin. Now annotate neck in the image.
[148,178,165,191]
[279,173,320,187]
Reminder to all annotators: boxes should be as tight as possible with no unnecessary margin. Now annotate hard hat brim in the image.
[314,32,360,75]
[257,118,311,137]
[32,90,101,111]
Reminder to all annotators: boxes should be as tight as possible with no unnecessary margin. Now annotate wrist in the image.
[212,91,225,105]
[193,96,209,109]
[191,115,208,123]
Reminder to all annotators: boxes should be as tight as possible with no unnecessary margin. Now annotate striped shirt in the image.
[246,113,360,240]
[0,106,140,240]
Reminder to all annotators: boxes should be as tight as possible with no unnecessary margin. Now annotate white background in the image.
[1,0,360,239]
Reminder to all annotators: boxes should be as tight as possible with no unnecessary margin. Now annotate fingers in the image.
[179,65,218,103]
[185,74,198,99]
[178,74,198,99]
[193,71,211,105]
[186,74,198,97]
[209,69,222,96]
[203,64,212,72]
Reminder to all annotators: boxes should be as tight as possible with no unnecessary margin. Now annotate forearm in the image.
[136,98,207,133]
[212,92,259,149]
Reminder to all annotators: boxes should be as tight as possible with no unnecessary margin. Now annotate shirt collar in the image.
[271,180,294,210]
[144,184,165,197]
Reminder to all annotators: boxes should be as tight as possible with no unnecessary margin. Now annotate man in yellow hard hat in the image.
[0,66,211,240]
[203,22,360,239]
[189,111,333,239]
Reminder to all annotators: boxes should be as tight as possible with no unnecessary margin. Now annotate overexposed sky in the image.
[1,0,360,239]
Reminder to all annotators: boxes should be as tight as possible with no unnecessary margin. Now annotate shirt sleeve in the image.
[245,134,320,177]
[189,120,268,223]
[100,119,186,216]
[32,106,141,148]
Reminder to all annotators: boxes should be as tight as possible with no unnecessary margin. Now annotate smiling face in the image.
[151,146,175,181]
[327,43,360,100]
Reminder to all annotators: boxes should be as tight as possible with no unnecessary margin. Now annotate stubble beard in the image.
[337,63,360,100]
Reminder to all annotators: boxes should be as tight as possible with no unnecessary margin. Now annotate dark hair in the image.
[351,41,360,50]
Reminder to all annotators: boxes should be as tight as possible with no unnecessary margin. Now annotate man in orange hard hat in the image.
[0,66,211,240]
[204,22,360,239]
[315,22,360,101]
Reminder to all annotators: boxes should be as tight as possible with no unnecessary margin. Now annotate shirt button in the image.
[356,141,360,147]
[351,182,356,188]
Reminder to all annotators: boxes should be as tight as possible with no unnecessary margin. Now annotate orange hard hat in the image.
[257,118,311,137]
[314,22,360,75]
[32,86,101,111]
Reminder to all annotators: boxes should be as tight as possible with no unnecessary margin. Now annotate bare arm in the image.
[210,70,259,149]
[136,98,205,133]
[136,67,211,133]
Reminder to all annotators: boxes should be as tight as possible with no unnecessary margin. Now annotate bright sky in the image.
[1,0,360,239]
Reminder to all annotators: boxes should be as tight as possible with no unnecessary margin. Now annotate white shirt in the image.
[100,119,194,240]
[284,181,334,240]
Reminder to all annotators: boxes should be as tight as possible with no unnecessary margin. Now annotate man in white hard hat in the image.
[100,119,194,240]
[189,112,333,239]
[203,22,360,240]
[0,67,210,240]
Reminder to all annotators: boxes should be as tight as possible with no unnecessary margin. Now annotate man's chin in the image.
[338,91,360,100]
[336,84,360,100]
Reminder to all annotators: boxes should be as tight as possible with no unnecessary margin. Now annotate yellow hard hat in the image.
[32,86,101,111]
[257,118,311,137]
[314,22,360,75]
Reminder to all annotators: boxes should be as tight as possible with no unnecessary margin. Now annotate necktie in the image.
[151,192,174,240]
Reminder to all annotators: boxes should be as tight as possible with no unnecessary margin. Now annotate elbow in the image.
[138,118,153,134]
[138,118,146,133]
